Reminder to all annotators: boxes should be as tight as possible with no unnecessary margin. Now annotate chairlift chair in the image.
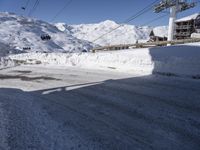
[23,47,31,50]
[41,34,51,41]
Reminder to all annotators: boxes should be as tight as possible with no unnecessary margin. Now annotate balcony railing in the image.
[175,32,191,36]
[176,25,194,29]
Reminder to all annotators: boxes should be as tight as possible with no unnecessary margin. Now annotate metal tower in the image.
[154,0,197,41]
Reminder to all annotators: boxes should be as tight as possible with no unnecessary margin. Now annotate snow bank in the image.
[9,43,200,78]
[9,50,154,75]
[149,44,200,78]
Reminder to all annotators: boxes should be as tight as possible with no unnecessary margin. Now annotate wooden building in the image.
[148,30,167,42]
[175,13,200,39]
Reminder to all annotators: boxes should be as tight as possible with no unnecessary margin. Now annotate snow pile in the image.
[9,43,200,78]
[55,20,168,46]
[0,12,94,53]
[9,50,153,74]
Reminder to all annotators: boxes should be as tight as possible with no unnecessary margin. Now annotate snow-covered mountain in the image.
[0,12,93,53]
[0,12,168,56]
[55,20,168,46]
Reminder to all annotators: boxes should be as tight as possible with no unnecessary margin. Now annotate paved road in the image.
[0,66,200,150]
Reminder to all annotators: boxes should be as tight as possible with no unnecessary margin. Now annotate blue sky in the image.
[0,0,199,26]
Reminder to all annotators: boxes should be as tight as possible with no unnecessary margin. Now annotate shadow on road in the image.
[0,74,200,150]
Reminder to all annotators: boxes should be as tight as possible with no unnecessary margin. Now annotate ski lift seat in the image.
[23,47,31,50]
[41,34,51,41]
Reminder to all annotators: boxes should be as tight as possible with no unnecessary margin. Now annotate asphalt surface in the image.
[0,66,200,150]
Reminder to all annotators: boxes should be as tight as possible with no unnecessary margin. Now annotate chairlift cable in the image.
[24,0,31,9]
[28,0,40,17]
[141,13,169,26]
[50,0,73,22]
[111,13,169,42]
[92,0,160,43]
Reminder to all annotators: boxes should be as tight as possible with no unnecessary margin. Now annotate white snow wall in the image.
[149,44,200,78]
[9,44,200,79]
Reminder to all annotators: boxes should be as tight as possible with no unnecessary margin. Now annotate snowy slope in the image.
[55,20,168,46]
[0,12,94,53]
[0,12,167,54]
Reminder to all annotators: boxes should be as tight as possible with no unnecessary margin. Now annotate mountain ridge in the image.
[55,20,168,46]
[0,12,93,53]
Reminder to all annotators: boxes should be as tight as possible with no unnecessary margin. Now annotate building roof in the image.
[176,13,200,22]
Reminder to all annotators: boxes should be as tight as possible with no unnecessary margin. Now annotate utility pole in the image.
[154,0,196,42]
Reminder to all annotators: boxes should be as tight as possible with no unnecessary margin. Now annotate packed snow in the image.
[0,65,200,150]
[55,20,168,46]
